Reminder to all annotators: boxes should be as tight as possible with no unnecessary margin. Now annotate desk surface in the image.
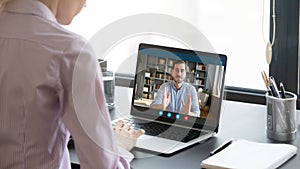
[70,86,300,169]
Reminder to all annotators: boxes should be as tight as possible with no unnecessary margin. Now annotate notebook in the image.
[114,43,227,154]
[201,139,297,169]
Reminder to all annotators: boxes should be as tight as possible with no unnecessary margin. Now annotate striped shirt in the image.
[151,81,200,117]
[0,0,131,168]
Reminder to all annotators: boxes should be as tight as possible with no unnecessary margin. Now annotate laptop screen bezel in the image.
[131,43,227,133]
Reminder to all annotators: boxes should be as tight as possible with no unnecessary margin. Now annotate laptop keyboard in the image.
[124,118,209,143]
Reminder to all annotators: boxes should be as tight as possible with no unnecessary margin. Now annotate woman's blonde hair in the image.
[0,0,10,10]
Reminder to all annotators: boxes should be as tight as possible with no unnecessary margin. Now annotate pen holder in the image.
[266,91,297,141]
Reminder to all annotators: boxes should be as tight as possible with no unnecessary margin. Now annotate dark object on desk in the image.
[269,83,280,98]
[261,71,280,98]
[269,76,280,98]
[71,163,80,169]
[280,82,286,98]
[209,138,234,156]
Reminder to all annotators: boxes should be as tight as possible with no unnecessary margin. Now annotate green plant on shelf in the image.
[202,88,210,95]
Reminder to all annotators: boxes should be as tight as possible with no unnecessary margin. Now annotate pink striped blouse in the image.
[0,0,132,168]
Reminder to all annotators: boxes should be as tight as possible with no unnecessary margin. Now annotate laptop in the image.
[114,43,227,155]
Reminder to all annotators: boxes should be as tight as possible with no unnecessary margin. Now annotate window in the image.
[195,1,271,90]
[65,0,299,107]
[269,0,299,108]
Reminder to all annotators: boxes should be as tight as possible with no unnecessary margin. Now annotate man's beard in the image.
[173,77,183,84]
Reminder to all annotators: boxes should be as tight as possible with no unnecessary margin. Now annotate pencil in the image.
[261,71,272,96]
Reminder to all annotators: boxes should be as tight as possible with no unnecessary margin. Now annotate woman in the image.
[0,0,143,168]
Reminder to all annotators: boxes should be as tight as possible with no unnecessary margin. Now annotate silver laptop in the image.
[116,43,227,154]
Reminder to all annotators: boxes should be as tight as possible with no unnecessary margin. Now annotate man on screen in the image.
[150,60,200,117]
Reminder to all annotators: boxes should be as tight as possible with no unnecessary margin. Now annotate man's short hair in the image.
[172,60,186,70]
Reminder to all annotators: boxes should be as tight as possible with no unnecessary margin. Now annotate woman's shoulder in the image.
[45,24,87,51]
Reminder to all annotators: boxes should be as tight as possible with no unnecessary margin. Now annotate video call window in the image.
[133,54,224,121]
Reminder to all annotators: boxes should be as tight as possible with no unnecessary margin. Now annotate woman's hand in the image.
[113,120,145,151]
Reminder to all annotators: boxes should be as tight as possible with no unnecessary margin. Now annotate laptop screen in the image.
[131,43,227,132]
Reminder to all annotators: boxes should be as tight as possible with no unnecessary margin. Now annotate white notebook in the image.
[201,139,297,169]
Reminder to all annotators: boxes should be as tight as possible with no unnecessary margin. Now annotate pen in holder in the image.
[266,91,297,141]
